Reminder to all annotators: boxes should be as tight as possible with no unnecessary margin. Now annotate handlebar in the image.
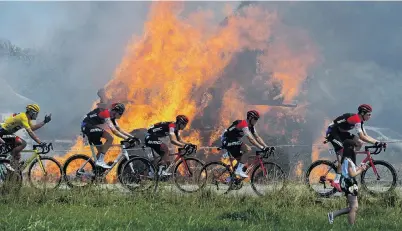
[33,143,53,154]
[364,144,386,155]
[256,147,276,158]
[120,139,141,149]
[217,146,275,158]
[178,144,198,156]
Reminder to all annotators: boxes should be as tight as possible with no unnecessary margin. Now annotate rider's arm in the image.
[29,120,46,131]
[177,134,191,145]
[348,161,365,177]
[25,128,42,144]
[355,123,378,144]
[168,127,186,147]
[244,128,264,150]
[252,128,267,147]
[105,118,129,140]
[114,121,134,138]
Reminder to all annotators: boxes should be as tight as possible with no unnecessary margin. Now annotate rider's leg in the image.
[232,143,249,178]
[11,137,26,166]
[99,131,113,160]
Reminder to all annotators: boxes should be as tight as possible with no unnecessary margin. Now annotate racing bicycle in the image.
[121,144,204,193]
[198,147,286,196]
[63,136,156,190]
[306,143,397,197]
[0,143,62,191]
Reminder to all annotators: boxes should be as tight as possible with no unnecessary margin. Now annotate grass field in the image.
[0,184,401,231]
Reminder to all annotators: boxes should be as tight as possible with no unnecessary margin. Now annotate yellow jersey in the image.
[0,113,31,133]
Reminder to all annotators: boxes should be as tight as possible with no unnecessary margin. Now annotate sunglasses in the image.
[365,113,372,117]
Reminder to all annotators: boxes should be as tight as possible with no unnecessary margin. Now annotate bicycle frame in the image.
[225,151,268,177]
[76,142,131,177]
[322,146,382,182]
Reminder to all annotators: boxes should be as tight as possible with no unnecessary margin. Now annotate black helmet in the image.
[176,115,189,125]
[111,103,125,114]
[247,110,260,120]
[358,104,372,114]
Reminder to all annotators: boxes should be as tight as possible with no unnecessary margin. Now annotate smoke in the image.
[2,1,401,149]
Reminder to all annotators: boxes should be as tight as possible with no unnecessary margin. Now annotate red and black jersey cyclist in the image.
[81,103,140,169]
[220,110,271,178]
[145,115,194,176]
[326,104,385,187]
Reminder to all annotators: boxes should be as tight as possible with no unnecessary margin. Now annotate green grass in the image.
[0,184,401,231]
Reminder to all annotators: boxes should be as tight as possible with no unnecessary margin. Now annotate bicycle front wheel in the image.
[305,160,338,197]
[63,154,95,188]
[28,156,63,190]
[173,157,204,193]
[361,160,397,195]
[251,162,285,196]
[120,157,157,192]
[198,161,233,195]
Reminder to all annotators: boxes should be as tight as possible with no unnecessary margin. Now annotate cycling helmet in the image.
[26,104,40,113]
[176,115,189,125]
[247,110,260,120]
[358,104,372,114]
[111,103,125,114]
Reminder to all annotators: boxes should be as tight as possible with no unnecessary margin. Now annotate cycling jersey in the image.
[146,122,179,138]
[81,108,117,127]
[0,113,31,133]
[81,108,118,145]
[221,120,257,140]
[326,113,366,152]
[329,113,366,135]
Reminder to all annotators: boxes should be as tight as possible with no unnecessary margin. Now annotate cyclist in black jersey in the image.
[221,110,271,178]
[81,103,139,169]
[326,104,385,188]
[145,115,194,176]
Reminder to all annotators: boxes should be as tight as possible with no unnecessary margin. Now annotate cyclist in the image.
[328,139,368,225]
[220,110,271,178]
[325,104,385,189]
[145,115,194,176]
[81,103,139,169]
[0,104,51,171]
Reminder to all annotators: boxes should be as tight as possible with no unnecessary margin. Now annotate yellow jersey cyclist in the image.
[0,104,51,171]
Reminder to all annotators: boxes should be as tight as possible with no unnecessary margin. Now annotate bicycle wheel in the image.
[305,160,337,197]
[361,160,397,195]
[251,162,285,196]
[173,157,204,193]
[120,157,157,192]
[198,161,233,195]
[63,154,95,188]
[116,154,139,184]
[28,156,63,190]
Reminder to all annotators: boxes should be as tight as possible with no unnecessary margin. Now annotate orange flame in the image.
[57,2,318,183]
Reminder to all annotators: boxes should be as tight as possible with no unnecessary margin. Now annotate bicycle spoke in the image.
[29,157,62,190]
[251,162,285,196]
[174,158,204,193]
[199,162,231,195]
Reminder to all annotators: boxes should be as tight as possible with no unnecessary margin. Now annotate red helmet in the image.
[176,115,189,125]
[247,110,260,120]
[111,103,125,114]
[358,104,372,114]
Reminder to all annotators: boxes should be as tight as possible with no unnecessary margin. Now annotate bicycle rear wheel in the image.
[63,154,95,188]
[198,161,233,195]
[251,162,286,196]
[173,157,204,193]
[28,156,63,190]
[361,160,397,195]
[305,160,337,197]
[120,157,157,192]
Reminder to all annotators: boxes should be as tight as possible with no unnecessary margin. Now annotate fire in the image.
[57,2,318,184]
[311,119,331,162]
